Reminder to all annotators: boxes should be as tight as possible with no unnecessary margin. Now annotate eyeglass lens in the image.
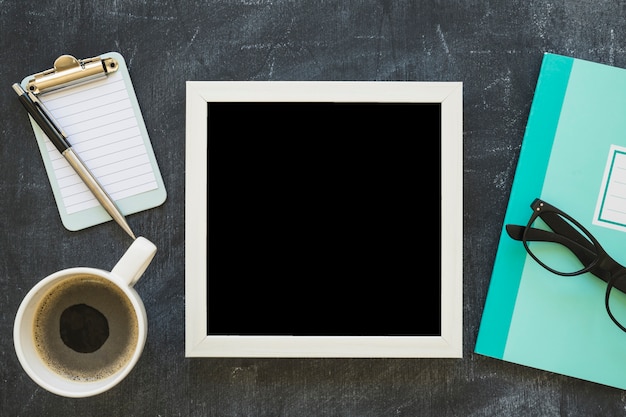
[606,274,626,331]
[525,212,596,275]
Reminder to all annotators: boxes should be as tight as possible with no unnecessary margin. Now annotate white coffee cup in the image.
[14,237,157,398]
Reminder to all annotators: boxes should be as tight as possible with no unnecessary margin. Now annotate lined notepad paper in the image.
[40,72,158,215]
[23,51,166,231]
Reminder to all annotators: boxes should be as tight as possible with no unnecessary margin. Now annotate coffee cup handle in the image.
[111,237,157,287]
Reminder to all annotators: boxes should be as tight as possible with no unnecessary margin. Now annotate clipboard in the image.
[20,52,166,231]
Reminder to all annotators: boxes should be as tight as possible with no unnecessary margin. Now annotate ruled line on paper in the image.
[38,71,158,215]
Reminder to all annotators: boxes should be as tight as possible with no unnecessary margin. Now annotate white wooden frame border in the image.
[185,81,463,357]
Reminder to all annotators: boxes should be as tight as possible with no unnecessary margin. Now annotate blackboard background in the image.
[2,1,626,415]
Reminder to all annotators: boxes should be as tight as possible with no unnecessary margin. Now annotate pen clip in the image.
[26,90,68,139]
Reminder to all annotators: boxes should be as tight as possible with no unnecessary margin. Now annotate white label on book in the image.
[594,144,626,231]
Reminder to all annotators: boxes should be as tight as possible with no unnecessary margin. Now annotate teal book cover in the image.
[475,53,626,390]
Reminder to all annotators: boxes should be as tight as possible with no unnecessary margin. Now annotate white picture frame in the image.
[185,81,463,357]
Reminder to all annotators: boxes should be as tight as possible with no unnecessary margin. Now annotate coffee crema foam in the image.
[33,274,139,382]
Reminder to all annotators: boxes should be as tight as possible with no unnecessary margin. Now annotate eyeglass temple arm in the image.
[528,200,624,279]
[536,209,596,252]
[508,223,626,293]
[505,224,597,267]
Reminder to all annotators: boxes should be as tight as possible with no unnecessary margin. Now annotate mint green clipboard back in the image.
[21,52,167,231]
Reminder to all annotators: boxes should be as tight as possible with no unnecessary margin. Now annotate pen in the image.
[12,83,136,240]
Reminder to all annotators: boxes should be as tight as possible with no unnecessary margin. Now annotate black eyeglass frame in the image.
[506,198,626,332]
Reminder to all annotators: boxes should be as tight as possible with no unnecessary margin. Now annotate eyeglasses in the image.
[506,198,626,332]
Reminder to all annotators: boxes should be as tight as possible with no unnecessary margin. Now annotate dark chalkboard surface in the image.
[7,2,626,415]
[185,81,462,357]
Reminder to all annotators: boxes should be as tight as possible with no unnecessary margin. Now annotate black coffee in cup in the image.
[33,274,139,382]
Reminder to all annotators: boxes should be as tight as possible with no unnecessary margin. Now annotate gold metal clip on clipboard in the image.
[26,55,119,95]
